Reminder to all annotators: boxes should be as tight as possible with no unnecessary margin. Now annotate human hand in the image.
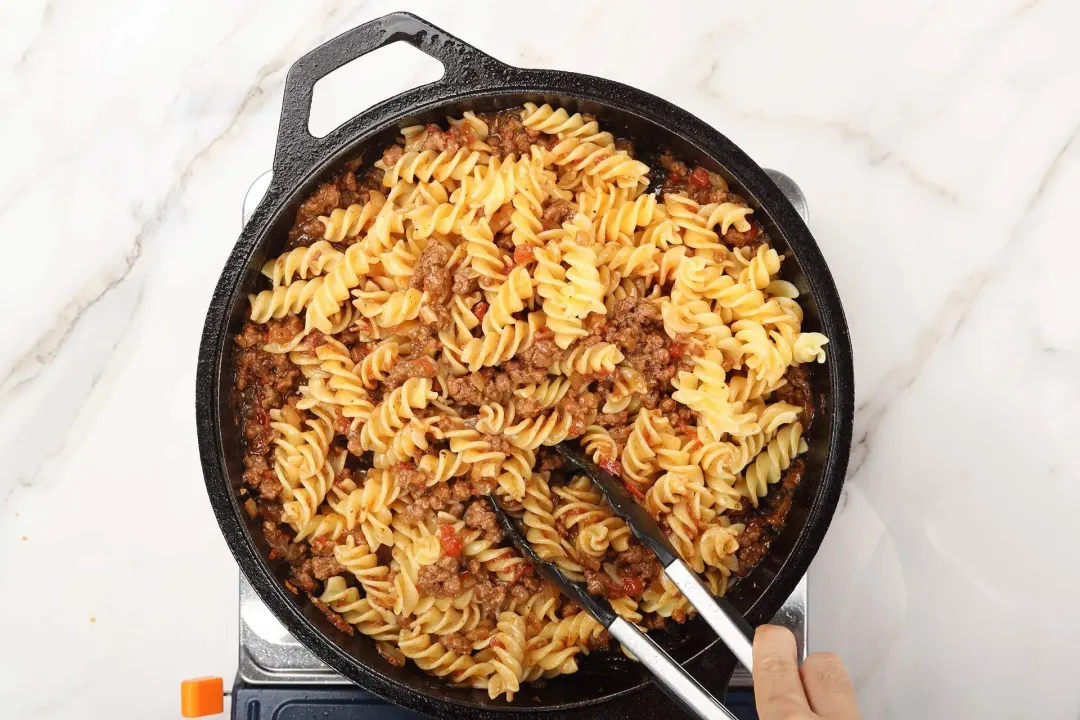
[752,625,861,720]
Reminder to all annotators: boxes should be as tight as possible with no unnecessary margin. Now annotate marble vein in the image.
[12,1,54,70]
[0,48,290,403]
[0,285,146,510]
[692,69,961,204]
[846,114,1080,484]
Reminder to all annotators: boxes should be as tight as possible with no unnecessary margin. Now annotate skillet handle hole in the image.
[309,41,444,139]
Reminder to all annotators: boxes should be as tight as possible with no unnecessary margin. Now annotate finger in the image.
[753,625,812,717]
[801,652,860,720]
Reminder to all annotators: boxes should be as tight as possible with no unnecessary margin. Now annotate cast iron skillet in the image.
[196,11,854,718]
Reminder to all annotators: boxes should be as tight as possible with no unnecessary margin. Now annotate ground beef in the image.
[589,298,676,392]
[660,153,690,194]
[541,199,575,229]
[399,483,452,525]
[484,110,539,157]
[417,555,467,598]
[504,359,547,386]
[517,332,561,369]
[311,596,354,635]
[418,123,471,154]
[289,181,339,244]
[584,569,625,599]
[724,220,762,249]
[615,545,663,594]
[243,454,280,501]
[257,499,283,524]
[611,296,661,331]
[411,243,452,302]
[508,581,530,603]
[447,374,484,407]
[514,396,546,420]
[482,433,512,454]
[582,628,610,651]
[734,516,767,574]
[449,369,512,407]
[625,333,672,380]
[386,356,438,389]
[419,300,451,331]
[382,144,404,167]
[234,322,302,437]
[640,614,667,631]
[774,365,814,425]
[597,410,629,430]
[464,501,503,541]
[451,265,479,295]
[538,452,563,471]
[764,459,804,531]
[264,521,307,564]
[489,205,513,235]
[465,625,492,646]
[474,576,509,618]
[345,422,365,457]
[449,480,473,502]
[440,632,472,654]
[402,322,441,357]
[731,459,806,577]
[558,389,599,436]
[291,559,316,594]
[309,536,335,557]
[393,462,428,492]
[285,163,373,247]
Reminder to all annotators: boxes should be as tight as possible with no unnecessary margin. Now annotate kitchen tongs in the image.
[487,443,756,720]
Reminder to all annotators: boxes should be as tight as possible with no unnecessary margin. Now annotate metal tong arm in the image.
[553,443,756,671]
[488,497,737,720]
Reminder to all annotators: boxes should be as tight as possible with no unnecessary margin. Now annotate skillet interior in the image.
[197,13,853,718]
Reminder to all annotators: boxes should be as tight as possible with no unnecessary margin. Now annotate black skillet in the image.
[196,11,854,719]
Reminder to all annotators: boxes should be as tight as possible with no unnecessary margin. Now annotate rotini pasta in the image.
[233,107,827,700]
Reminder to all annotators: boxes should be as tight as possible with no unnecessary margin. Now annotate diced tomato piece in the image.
[599,459,621,477]
[513,245,534,265]
[473,302,488,323]
[438,524,463,557]
[622,479,646,502]
[669,342,686,360]
[621,575,645,597]
[689,166,710,189]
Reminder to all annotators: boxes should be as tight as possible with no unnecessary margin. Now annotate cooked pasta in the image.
[232,107,826,699]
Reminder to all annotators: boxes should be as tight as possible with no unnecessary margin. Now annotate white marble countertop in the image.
[2,0,1078,718]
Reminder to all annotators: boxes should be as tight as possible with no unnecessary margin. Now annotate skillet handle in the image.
[274,12,508,179]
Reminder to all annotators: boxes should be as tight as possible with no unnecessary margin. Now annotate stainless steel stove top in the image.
[237,168,811,691]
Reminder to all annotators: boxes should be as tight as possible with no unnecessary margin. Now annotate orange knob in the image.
[180,676,224,717]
